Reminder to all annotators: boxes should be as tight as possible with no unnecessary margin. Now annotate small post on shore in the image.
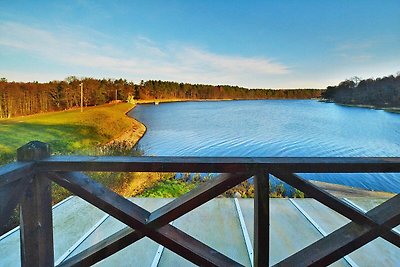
[80,82,84,112]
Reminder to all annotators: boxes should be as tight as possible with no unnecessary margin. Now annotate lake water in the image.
[128,100,400,193]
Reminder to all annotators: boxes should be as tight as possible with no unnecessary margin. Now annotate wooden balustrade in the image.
[1,141,400,266]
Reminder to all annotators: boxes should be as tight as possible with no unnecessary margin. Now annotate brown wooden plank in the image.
[17,141,51,161]
[270,168,372,223]
[274,193,400,267]
[154,223,243,267]
[270,168,400,247]
[254,170,269,267]
[57,227,144,267]
[50,172,149,227]
[0,176,32,233]
[59,172,250,266]
[18,141,54,267]
[37,156,400,173]
[148,172,251,228]
[20,173,54,267]
[50,171,243,266]
[58,220,245,267]
[0,162,34,187]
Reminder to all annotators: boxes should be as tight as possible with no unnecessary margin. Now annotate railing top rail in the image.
[35,155,400,173]
[0,162,35,186]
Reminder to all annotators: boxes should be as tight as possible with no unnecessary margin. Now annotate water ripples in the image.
[130,100,400,192]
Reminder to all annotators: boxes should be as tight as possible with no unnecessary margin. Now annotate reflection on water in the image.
[129,100,400,192]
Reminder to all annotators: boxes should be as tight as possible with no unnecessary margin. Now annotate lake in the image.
[128,100,400,193]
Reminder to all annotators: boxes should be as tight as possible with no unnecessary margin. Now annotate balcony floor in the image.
[0,196,399,266]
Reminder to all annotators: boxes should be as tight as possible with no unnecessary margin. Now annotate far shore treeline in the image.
[0,77,322,118]
[322,73,400,108]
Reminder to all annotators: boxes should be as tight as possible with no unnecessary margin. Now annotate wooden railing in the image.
[1,141,400,267]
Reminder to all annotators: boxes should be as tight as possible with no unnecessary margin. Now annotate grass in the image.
[0,103,149,234]
[0,103,136,164]
[139,173,305,198]
[139,174,198,198]
[0,102,149,202]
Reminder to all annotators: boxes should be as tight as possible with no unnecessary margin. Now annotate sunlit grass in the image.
[0,103,142,234]
[139,174,198,198]
[0,103,135,163]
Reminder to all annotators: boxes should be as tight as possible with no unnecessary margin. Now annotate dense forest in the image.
[0,77,322,118]
[322,73,400,108]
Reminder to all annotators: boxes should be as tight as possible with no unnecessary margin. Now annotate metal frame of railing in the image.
[1,141,400,267]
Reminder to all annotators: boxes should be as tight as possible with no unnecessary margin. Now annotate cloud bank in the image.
[0,21,289,88]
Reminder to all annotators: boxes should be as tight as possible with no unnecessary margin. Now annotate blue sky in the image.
[1,1,399,88]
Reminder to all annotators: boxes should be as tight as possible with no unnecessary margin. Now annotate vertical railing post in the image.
[17,141,54,267]
[254,169,269,267]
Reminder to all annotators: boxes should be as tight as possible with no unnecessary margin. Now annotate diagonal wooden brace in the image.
[50,171,248,266]
[270,168,400,248]
[274,193,400,266]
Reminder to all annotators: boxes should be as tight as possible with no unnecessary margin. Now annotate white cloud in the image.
[333,40,378,63]
[0,21,290,88]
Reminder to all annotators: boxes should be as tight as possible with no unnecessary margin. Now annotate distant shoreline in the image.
[319,99,400,114]
[134,98,283,105]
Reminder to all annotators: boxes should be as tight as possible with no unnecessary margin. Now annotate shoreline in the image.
[119,101,397,198]
[134,97,318,105]
[101,104,147,151]
[319,99,400,114]
[99,104,168,198]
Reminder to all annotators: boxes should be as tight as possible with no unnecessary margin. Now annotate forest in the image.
[0,76,322,118]
[322,73,400,108]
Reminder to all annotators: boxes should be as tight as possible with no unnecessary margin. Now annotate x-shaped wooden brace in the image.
[270,168,400,267]
[49,171,252,266]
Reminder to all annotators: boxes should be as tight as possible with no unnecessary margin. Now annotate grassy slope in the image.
[0,102,161,202]
[0,102,154,233]
[0,103,135,164]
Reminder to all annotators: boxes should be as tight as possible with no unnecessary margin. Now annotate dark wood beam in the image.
[50,171,243,266]
[0,162,34,187]
[254,170,269,267]
[37,156,400,173]
[274,193,400,266]
[18,141,54,267]
[56,172,250,265]
[58,227,143,267]
[270,168,400,247]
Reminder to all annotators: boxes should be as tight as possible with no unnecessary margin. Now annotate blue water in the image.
[129,100,400,193]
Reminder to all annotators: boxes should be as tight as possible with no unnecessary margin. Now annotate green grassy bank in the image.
[0,103,156,234]
[0,102,154,199]
[0,103,137,163]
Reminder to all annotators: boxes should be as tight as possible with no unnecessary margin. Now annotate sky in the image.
[0,1,399,89]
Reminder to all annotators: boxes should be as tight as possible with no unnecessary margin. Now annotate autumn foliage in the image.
[0,76,322,118]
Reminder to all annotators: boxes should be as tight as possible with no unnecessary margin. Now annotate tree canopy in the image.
[0,77,322,118]
[322,73,400,108]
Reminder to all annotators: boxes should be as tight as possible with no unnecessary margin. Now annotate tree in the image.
[49,82,65,108]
